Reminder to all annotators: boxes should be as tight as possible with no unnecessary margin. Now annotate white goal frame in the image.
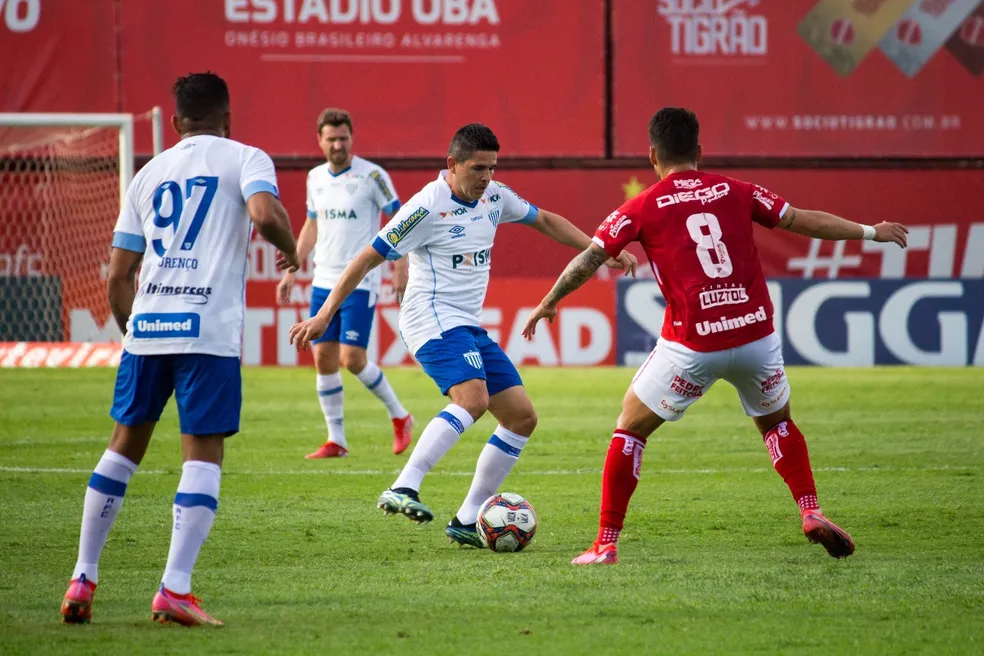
[0,107,164,203]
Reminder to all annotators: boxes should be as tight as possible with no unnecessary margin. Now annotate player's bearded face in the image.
[319,125,352,166]
[452,151,497,201]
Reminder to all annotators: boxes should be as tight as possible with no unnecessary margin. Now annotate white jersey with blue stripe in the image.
[371,171,538,355]
[307,155,400,294]
[112,134,279,358]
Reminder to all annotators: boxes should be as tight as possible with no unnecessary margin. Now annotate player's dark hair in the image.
[317,108,353,135]
[648,108,700,164]
[172,72,230,129]
[448,123,499,162]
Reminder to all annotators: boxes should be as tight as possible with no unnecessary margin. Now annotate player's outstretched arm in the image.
[289,244,385,350]
[247,192,300,270]
[522,243,610,339]
[277,219,318,304]
[528,209,638,273]
[778,206,908,248]
[106,248,142,335]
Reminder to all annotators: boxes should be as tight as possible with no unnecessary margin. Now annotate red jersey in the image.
[593,170,788,352]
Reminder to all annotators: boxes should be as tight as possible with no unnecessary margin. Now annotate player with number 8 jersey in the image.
[597,168,781,352]
[524,107,909,566]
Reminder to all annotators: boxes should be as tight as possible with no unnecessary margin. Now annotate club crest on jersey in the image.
[345,182,358,196]
[386,207,429,246]
[463,350,483,369]
[486,209,500,226]
[673,178,703,190]
[449,225,466,239]
[369,170,394,201]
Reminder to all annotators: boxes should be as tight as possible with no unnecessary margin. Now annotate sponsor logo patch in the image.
[699,285,749,310]
[132,313,200,339]
[386,207,428,246]
[695,305,768,336]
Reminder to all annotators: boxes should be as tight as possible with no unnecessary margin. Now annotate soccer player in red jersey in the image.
[523,108,909,565]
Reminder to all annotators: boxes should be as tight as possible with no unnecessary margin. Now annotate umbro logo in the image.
[449,225,466,239]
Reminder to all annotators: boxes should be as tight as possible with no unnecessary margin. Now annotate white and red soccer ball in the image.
[476,493,537,553]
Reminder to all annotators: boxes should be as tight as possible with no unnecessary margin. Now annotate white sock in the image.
[392,404,474,492]
[456,426,530,525]
[72,449,138,583]
[356,362,408,419]
[161,461,221,595]
[317,373,346,448]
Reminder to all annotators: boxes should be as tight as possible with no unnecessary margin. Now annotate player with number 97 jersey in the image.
[592,170,787,352]
[113,136,277,357]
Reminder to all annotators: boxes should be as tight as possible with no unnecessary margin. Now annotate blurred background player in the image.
[278,108,413,459]
[523,107,909,565]
[60,72,299,625]
[289,124,637,547]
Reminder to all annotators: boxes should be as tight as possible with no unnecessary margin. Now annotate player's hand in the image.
[289,316,329,351]
[276,249,300,273]
[873,222,909,248]
[604,250,638,277]
[522,303,558,341]
[276,271,295,305]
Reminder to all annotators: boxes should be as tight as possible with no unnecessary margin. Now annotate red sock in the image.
[763,419,819,512]
[596,429,647,545]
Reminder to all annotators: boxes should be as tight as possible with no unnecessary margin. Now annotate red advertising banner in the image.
[118,0,605,157]
[612,0,984,157]
[0,0,118,113]
[277,166,984,280]
[244,274,616,367]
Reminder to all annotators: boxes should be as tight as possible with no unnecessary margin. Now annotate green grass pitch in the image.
[1,366,982,654]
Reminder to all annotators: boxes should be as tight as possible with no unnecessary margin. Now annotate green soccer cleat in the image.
[445,517,483,548]
[377,488,434,524]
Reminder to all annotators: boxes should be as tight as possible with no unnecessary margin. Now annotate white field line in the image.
[0,465,977,477]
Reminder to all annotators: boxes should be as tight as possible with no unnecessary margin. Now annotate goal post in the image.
[0,109,162,363]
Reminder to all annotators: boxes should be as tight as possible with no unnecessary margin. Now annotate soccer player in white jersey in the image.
[60,73,299,626]
[277,109,413,459]
[290,124,637,547]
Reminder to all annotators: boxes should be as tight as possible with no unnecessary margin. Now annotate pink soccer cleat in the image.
[392,414,414,455]
[151,586,223,627]
[571,542,620,565]
[61,574,96,624]
[802,509,855,559]
[305,441,349,459]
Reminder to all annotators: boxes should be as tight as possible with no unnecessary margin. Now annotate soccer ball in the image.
[476,492,537,552]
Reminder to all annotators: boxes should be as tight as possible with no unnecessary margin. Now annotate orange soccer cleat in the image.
[305,441,349,459]
[802,509,855,559]
[391,414,414,455]
[61,574,97,624]
[151,586,223,627]
[571,542,620,565]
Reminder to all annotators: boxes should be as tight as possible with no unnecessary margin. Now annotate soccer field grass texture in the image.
[0,367,982,655]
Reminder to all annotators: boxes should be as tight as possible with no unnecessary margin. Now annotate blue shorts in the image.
[310,287,375,348]
[110,351,242,436]
[415,326,523,396]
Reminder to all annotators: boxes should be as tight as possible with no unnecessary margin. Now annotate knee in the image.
[340,350,367,374]
[504,406,537,437]
[313,350,339,375]
[455,391,489,420]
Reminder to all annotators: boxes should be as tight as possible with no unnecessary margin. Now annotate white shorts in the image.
[631,332,790,422]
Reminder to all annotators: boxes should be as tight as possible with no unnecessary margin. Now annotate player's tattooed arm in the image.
[542,244,610,308]
[778,206,796,230]
[106,248,143,334]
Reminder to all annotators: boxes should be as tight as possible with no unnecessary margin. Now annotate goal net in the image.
[0,110,162,346]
